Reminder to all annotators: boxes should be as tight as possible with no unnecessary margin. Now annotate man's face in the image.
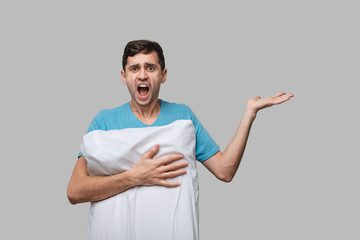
[121,51,167,107]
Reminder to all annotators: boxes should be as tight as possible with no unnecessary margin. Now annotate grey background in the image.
[1,0,359,239]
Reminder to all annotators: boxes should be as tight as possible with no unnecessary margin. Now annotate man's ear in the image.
[121,70,126,85]
[161,69,167,84]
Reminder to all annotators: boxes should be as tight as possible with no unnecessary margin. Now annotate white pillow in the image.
[80,120,200,240]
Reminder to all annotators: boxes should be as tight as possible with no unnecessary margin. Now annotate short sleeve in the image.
[189,108,220,162]
[86,111,107,133]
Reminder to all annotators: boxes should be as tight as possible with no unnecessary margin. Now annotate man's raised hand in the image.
[131,144,188,188]
[246,92,294,116]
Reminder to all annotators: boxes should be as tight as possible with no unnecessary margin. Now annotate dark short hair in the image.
[122,40,165,71]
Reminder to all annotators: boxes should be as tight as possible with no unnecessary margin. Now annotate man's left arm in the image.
[202,92,294,182]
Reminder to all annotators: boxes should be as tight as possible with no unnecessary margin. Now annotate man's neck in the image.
[129,99,161,122]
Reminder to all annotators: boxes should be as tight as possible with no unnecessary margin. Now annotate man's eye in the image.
[147,66,155,71]
[130,67,138,71]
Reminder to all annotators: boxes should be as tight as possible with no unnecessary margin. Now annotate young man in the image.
[68,40,293,239]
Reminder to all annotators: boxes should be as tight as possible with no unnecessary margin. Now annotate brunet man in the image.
[68,40,294,240]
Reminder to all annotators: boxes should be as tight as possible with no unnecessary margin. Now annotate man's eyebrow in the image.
[128,63,139,69]
[145,63,157,67]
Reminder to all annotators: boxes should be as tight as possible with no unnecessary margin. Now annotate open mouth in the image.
[137,84,150,99]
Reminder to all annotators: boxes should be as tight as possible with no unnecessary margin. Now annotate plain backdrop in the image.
[1,0,359,239]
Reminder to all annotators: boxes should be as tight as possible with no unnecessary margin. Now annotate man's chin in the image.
[133,95,155,107]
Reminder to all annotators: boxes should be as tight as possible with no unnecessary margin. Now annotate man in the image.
[67,40,293,239]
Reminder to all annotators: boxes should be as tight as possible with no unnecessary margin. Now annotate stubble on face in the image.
[121,51,167,109]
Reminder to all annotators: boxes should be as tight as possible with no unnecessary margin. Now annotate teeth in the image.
[139,84,147,87]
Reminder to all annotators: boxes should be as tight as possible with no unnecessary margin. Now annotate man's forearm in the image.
[202,107,256,182]
[203,92,293,182]
[67,146,187,204]
[67,157,139,204]
[218,108,256,181]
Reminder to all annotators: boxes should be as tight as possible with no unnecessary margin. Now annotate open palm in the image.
[247,92,294,113]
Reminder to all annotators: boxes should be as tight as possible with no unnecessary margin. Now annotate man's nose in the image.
[138,68,148,80]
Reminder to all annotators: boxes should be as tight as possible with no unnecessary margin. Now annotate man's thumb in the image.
[144,144,159,159]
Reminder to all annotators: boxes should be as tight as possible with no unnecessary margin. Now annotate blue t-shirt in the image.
[79,99,219,162]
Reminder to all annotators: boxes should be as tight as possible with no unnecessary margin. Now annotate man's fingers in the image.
[272,92,294,104]
[162,169,187,179]
[157,179,181,188]
[279,93,294,102]
[279,93,293,98]
[160,161,188,173]
[274,92,286,97]
[287,93,294,98]
[158,154,184,165]
[142,144,160,159]
[157,168,188,187]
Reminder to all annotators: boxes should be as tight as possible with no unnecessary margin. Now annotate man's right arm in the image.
[67,144,187,204]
